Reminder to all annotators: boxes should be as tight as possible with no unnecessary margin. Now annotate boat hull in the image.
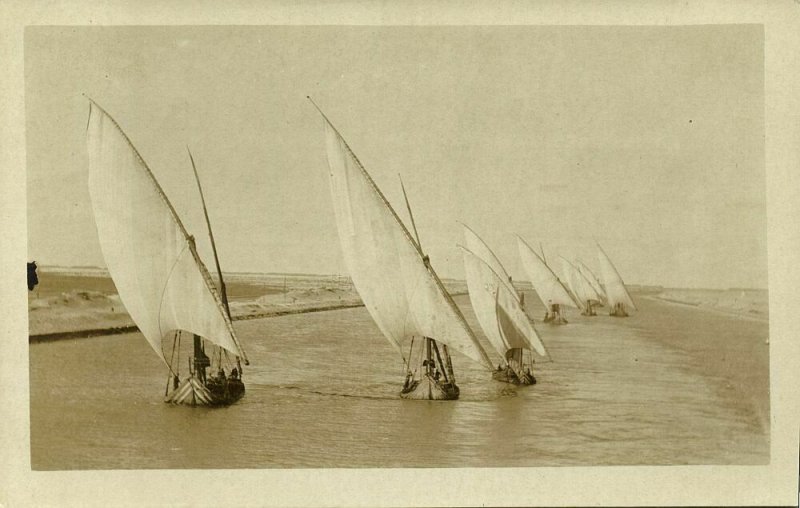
[165,376,245,406]
[492,367,536,385]
[543,315,569,325]
[400,375,459,400]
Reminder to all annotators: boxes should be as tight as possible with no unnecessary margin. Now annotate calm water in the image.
[29,294,769,469]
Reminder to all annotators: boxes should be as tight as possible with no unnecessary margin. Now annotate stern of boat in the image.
[400,374,459,400]
[165,375,245,406]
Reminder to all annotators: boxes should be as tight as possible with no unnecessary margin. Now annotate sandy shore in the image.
[635,294,770,434]
[27,271,468,340]
[647,288,768,322]
[28,287,365,340]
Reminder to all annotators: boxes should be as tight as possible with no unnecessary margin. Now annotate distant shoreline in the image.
[29,300,367,343]
[640,294,768,323]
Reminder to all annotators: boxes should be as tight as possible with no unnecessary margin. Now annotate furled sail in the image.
[596,243,637,310]
[577,259,607,304]
[516,236,579,309]
[86,101,246,367]
[316,103,492,369]
[459,246,547,358]
[560,256,602,307]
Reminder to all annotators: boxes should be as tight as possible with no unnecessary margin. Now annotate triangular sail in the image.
[459,246,547,358]
[560,256,602,307]
[596,242,637,311]
[576,259,607,304]
[516,236,579,309]
[86,101,246,367]
[460,223,519,300]
[315,102,492,370]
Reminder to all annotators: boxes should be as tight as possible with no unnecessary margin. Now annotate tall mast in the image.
[187,148,247,367]
[187,147,231,318]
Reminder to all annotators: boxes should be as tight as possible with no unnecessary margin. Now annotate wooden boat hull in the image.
[609,309,629,317]
[492,367,536,385]
[165,376,245,406]
[543,315,568,325]
[400,375,459,400]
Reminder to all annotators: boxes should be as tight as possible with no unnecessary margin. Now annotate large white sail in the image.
[317,106,493,370]
[577,259,607,304]
[560,257,602,307]
[459,246,547,358]
[596,243,637,310]
[516,236,579,309]
[86,101,246,366]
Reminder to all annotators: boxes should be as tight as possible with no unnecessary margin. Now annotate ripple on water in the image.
[29,295,769,469]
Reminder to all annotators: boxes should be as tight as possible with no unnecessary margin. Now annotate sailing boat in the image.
[576,259,607,305]
[311,97,493,400]
[516,236,579,324]
[559,256,603,316]
[460,224,547,384]
[86,100,248,406]
[596,242,637,317]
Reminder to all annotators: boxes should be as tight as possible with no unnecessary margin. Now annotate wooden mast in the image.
[399,174,457,385]
[187,148,247,369]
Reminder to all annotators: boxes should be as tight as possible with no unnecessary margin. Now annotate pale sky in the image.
[25,25,766,289]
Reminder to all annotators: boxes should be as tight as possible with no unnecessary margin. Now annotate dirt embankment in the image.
[28,286,364,342]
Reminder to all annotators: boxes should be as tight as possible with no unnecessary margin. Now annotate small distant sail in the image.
[576,259,607,305]
[596,242,637,311]
[560,257,602,308]
[86,101,246,368]
[316,105,492,370]
[516,236,579,309]
[459,246,547,359]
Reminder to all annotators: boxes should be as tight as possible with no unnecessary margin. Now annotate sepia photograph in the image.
[25,23,769,468]
[3,3,799,507]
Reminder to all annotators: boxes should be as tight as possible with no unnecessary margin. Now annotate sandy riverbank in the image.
[632,294,770,434]
[28,286,365,340]
[647,288,768,322]
[27,271,469,340]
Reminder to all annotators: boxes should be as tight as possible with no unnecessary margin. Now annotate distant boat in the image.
[576,259,607,305]
[86,100,248,406]
[559,256,604,316]
[516,236,579,324]
[596,242,637,317]
[311,98,493,400]
[460,224,548,384]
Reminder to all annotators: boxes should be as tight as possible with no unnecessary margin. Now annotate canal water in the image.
[29,294,769,469]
